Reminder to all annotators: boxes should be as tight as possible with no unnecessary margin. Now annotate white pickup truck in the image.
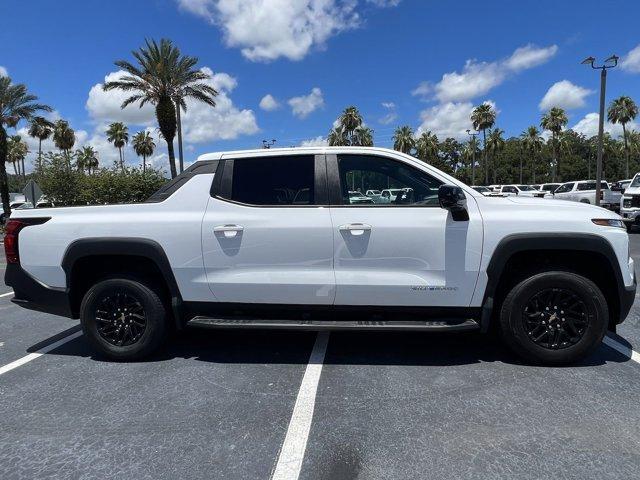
[4,147,635,365]
[553,180,618,210]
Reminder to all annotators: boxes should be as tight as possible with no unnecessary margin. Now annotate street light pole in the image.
[582,55,618,206]
[466,129,478,185]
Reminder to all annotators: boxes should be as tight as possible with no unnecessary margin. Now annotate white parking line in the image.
[0,330,83,376]
[603,335,640,364]
[0,291,14,298]
[271,332,330,480]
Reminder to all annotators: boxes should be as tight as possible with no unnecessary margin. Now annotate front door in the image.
[327,153,482,307]
[201,153,335,305]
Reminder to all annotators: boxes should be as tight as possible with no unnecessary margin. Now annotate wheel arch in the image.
[62,238,184,326]
[482,233,628,331]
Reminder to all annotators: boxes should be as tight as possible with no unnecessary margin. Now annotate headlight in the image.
[592,218,625,228]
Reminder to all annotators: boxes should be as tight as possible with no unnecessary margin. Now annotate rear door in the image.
[201,153,335,305]
[327,153,483,307]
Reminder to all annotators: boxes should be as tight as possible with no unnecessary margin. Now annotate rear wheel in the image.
[499,271,608,365]
[80,278,168,360]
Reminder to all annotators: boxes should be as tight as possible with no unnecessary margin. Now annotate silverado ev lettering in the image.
[4,147,636,365]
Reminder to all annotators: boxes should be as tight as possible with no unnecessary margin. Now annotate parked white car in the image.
[534,183,562,198]
[499,185,538,197]
[620,174,640,230]
[5,147,635,366]
[553,180,617,209]
[380,188,405,203]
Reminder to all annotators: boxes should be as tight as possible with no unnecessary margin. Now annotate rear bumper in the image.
[4,263,75,318]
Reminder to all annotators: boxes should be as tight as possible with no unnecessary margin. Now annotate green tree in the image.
[393,125,415,154]
[0,75,52,216]
[106,122,129,170]
[462,136,480,184]
[415,131,439,164]
[52,119,75,166]
[132,131,155,172]
[540,107,568,182]
[76,145,99,174]
[608,96,638,178]
[104,38,218,178]
[521,126,544,183]
[28,116,54,170]
[7,135,28,178]
[470,103,496,184]
[352,125,374,147]
[327,125,348,146]
[486,128,505,183]
[327,106,373,146]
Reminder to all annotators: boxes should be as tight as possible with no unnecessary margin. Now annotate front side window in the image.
[229,155,315,206]
[556,183,574,193]
[337,155,443,206]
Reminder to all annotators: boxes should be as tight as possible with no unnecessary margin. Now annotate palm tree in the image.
[132,131,155,172]
[28,116,54,170]
[486,128,505,183]
[327,125,348,146]
[104,38,218,178]
[52,119,76,165]
[76,145,99,174]
[415,131,439,164]
[0,75,52,215]
[608,96,638,178]
[7,135,28,176]
[393,125,415,154]
[106,122,129,169]
[521,126,543,183]
[540,107,568,182]
[352,126,374,147]
[463,136,480,183]
[470,103,496,184]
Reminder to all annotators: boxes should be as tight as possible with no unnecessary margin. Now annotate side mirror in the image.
[438,184,469,221]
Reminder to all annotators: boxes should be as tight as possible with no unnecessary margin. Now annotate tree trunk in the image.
[21,157,26,180]
[551,134,557,182]
[519,157,523,184]
[623,122,629,179]
[0,126,11,216]
[176,101,184,174]
[156,96,178,178]
[143,154,146,174]
[483,129,488,184]
[38,138,43,170]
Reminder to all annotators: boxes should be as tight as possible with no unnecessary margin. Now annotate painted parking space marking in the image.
[0,330,82,376]
[271,332,329,480]
[0,291,14,298]
[603,335,640,365]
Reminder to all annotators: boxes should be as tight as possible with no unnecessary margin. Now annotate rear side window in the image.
[229,155,315,206]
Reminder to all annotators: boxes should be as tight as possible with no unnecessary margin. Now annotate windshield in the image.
[517,185,535,191]
[473,186,489,192]
[630,175,640,188]
[542,184,560,191]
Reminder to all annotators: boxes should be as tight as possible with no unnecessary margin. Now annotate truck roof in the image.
[196,146,403,162]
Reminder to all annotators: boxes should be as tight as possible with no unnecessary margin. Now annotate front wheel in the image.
[499,271,608,365]
[80,278,168,360]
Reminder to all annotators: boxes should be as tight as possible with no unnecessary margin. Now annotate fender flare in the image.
[481,233,629,330]
[62,237,183,322]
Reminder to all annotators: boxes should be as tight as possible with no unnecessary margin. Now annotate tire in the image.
[80,278,168,360]
[626,223,634,233]
[580,199,590,204]
[499,271,608,366]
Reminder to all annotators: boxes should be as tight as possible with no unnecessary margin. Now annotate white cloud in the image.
[86,68,259,146]
[504,44,558,72]
[379,101,397,125]
[366,0,401,6]
[288,87,324,118]
[571,112,639,139]
[620,44,640,73]
[416,102,475,141]
[86,71,156,125]
[178,0,360,62]
[381,102,395,109]
[539,80,593,111]
[419,44,558,103]
[300,135,328,147]
[0,66,8,77]
[259,94,280,111]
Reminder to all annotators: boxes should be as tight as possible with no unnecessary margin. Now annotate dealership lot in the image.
[1,240,640,479]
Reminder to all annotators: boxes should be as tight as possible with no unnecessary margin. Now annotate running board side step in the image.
[186,317,480,332]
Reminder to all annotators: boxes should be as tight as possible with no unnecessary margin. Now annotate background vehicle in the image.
[380,188,405,203]
[533,183,562,198]
[347,191,375,204]
[499,185,538,197]
[471,186,492,195]
[553,180,617,210]
[5,147,635,366]
[620,174,640,231]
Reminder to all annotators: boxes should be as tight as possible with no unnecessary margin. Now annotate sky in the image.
[1,0,640,173]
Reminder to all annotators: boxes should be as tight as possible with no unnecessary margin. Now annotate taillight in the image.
[3,218,50,264]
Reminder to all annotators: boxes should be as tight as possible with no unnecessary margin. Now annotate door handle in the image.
[339,223,371,236]
[214,224,244,238]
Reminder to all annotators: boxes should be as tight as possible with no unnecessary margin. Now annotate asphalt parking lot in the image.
[1,238,640,479]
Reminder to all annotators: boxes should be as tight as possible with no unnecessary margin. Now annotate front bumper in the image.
[619,275,637,325]
[621,209,640,223]
[4,263,75,318]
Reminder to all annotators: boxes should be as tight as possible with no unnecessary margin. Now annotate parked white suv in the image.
[4,147,635,365]
[499,185,538,197]
[534,183,562,198]
[620,173,640,230]
[553,180,617,209]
